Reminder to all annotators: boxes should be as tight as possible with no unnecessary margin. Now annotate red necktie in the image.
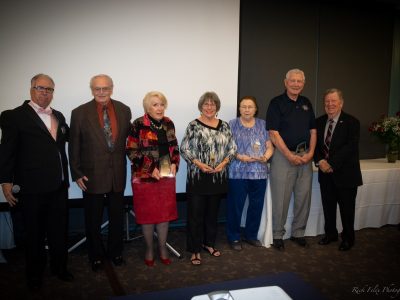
[323,119,334,159]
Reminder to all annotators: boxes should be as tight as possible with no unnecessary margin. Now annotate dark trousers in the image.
[83,191,124,262]
[186,193,222,253]
[226,179,266,242]
[19,185,69,281]
[320,174,357,244]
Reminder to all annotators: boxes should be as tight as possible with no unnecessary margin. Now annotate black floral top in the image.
[126,114,180,179]
[180,119,236,195]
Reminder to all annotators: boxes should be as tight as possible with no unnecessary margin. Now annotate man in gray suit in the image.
[69,74,131,271]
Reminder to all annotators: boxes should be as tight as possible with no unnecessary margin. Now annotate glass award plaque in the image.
[209,151,216,168]
[295,141,307,156]
[251,139,261,159]
[159,155,174,177]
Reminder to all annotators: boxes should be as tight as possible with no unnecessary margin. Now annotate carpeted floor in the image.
[1,224,399,300]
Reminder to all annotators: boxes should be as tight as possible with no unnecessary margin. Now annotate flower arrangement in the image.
[369,112,400,152]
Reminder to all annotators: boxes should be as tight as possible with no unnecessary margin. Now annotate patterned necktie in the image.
[323,119,334,159]
[103,106,114,149]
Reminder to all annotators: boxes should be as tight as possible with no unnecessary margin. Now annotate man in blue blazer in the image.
[0,74,72,290]
[314,88,363,251]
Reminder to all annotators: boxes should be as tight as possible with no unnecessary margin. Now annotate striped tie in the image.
[323,119,334,159]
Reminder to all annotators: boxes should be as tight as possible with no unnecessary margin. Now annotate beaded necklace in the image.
[149,118,163,130]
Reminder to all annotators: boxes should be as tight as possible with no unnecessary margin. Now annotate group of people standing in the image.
[0,68,362,291]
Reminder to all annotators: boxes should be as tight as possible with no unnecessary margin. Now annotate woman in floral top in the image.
[126,91,179,267]
[180,91,236,265]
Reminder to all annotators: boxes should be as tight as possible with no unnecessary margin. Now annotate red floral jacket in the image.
[126,114,180,179]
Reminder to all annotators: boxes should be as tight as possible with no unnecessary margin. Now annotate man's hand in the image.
[1,183,18,207]
[76,176,89,191]
[287,153,303,166]
[318,160,333,173]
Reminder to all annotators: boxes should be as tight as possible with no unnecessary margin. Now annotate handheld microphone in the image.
[11,184,20,196]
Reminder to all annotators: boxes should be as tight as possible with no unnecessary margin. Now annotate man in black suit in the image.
[314,88,363,251]
[0,74,73,290]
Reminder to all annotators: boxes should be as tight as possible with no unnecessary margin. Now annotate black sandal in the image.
[202,245,221,257]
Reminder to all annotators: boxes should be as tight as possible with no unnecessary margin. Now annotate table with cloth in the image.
[250,158,400,247]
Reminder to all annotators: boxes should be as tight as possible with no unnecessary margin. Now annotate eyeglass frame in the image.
[92,86,113,93]
[32,86,55,93]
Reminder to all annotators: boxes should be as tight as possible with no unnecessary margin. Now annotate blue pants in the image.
[226,179,267,242]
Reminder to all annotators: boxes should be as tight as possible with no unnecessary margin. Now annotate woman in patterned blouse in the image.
[226,96,274,251]
[180,91,237,266]
[126,91,180,267]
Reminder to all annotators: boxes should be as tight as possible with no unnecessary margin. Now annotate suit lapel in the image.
[22,102,54,140]
[113,101,123,144]
[330,112,346,148]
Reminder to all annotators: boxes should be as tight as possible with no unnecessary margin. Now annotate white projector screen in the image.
[0,0,240,199]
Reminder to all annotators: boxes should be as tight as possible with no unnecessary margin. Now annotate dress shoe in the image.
[338,241,352,251]
[112,256,126,266]
[230,240,242,251]
[91,260,103,272]
[290,236,309,248]
[56,270,74,282]
[244,239,263,247]
[318,235,338,245]
[144,259,155,267]
[272,239,285,251]
[160,257,172,265]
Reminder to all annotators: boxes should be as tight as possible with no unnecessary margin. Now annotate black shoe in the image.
[290,236,309,248]
[338,241,352,251]
[230,240,242,251]
[244,239,263,247]
[272,239,285,251]
[91,260,103,272]
[51,268,74,282]
[318,235,338,245]
[57,270,74,282]
[112,256,126,266]
[27,278,42,291]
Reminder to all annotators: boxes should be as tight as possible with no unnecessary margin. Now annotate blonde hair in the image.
[143,91,168,112]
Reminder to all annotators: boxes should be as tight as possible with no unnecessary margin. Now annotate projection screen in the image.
[0,0,240,199]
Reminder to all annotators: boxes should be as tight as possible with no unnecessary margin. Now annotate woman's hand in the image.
[236,154,256,163]
[151,168,161,180]
[193,159,214,173]
[170,164,177,176]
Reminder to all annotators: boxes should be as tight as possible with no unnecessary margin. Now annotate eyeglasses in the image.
[92,87,112,93]
[202,102,216,107]
[240,106,255,110]
[32,86,54,93]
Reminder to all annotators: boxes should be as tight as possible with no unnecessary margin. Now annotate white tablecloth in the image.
[256,158,400,247]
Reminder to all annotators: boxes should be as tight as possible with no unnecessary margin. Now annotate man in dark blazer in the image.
[314,88,363,251]
[69,74,131,271]
[0,74,72,290]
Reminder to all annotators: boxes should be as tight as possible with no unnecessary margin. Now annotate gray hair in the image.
[323,88,344,102]
[89,74,114,88]
[143,91,168,113]
[31,73,55,87]
[198,91,221,112]
[285,68,306,82]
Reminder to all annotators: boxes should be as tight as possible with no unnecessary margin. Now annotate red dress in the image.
[127,114,180,224]
[132,177,178,224]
